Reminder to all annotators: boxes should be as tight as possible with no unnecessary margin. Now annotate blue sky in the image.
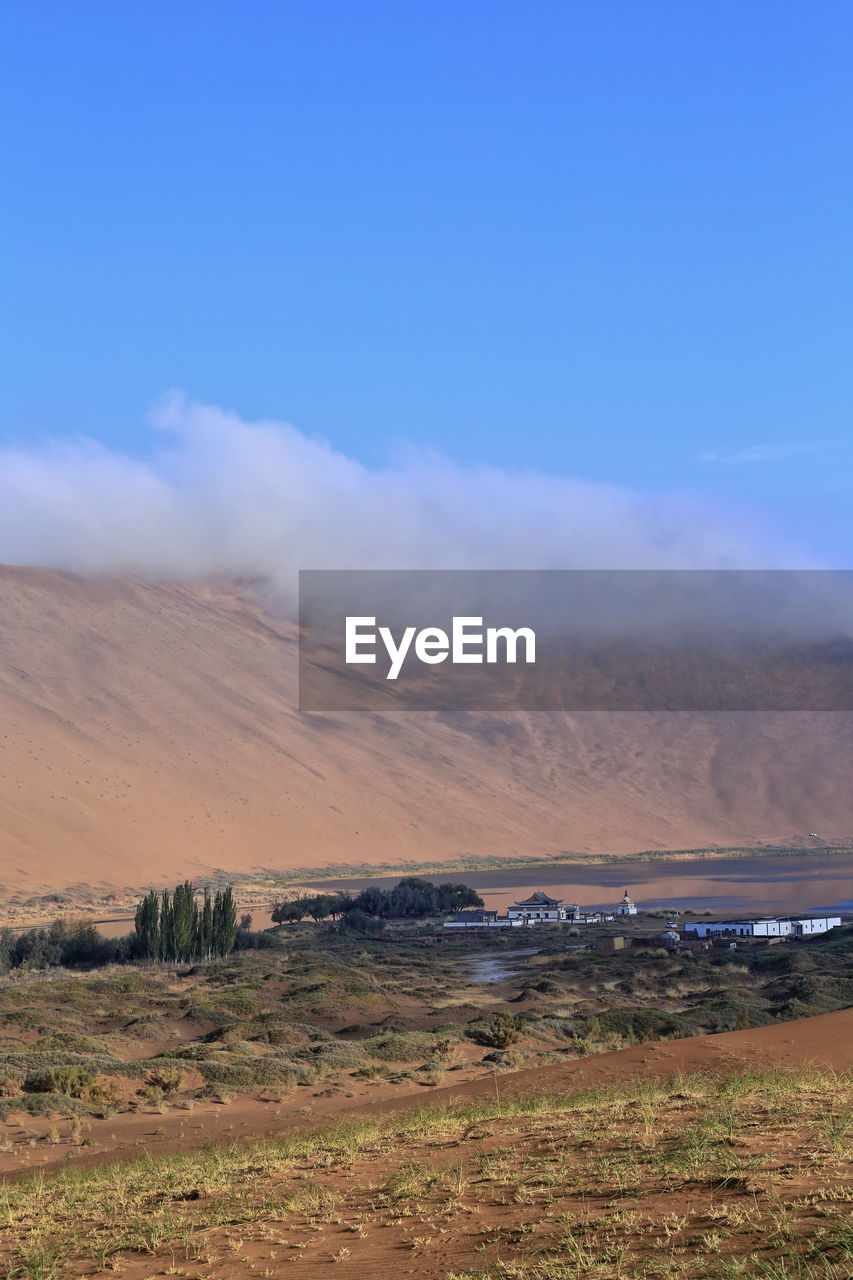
[1,1,852,560]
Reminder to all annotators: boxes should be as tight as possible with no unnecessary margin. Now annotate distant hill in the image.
[1,565,852,898]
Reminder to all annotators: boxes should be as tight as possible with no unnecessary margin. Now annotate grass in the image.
[0,1066,850,1278]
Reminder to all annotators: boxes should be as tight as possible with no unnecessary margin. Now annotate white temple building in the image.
[616,890,638,916]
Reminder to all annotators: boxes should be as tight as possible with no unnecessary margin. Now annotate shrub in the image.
[0,1070,24,1097]
[294,1041,367,1071]
[145,1066,185,1095]
[362,1032,425,1062]
[473,1013,523,1050]
[24,1066,96,1099]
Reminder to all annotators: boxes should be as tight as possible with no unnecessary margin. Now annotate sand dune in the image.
[1,565,852,897]
[7,1004,851,1181]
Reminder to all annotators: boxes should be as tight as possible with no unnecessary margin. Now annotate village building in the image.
[616,890,638,916]
[684,915,841,940]
[597,935,625,954]
[443,909,529,929]
[507,891,575,923]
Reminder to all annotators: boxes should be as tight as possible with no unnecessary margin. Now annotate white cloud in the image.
[0,393,808,598]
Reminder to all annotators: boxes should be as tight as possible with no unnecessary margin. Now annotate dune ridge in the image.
[1,565,853,897]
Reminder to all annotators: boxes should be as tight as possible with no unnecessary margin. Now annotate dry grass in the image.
[0,1066,851,1278]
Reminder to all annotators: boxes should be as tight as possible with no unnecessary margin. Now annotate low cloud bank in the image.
[0,394,805,597]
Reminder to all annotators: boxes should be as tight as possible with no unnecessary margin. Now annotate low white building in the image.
[684,916,841,940]
[616,890,638,916]
[443,909,530,929]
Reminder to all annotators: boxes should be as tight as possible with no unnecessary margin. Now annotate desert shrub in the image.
[198,1057,298,1090]
[210,988,263,1016]
[687,996,770,1034]
[122,1013,165,1036]
[0,1070,24,1097]
[3,1009,50,1032]
[353,1063,390,1080]
[363,1031,438,1062]
[24,1066,96,1099]
[571,1008,690,1044]
[145,1066,185,1095]
[155,1044,216,1062]
[37,1032,105,1054]
[294,1060,329,1086]
[264,1026,310,1048]
[234,929,284,951]
[0,1092,88,1119]
[202,1024,252,1045]
[471,1012,523,1050]
[293,1041,367,1071]
[482,1048,525,1070]
[180,1003,237,1027]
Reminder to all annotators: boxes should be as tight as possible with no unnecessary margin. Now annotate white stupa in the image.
[616,889,638,916]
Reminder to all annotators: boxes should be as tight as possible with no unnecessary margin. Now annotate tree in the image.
[438,883,484,912]
[213,886,237,957]
[199,889,214,959]
[172,881,198,962]
[338,909,385,935]
[303,894,337,923]
[134,891,159,961]
[271,899,307,925]
[159,890,174,962]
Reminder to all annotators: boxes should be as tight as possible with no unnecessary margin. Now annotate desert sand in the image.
[1,565,853,898]
[4,1004,850,1181]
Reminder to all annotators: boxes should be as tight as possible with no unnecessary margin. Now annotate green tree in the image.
[198,888,214,959]
[133,890,160,961]
[159,890,174,962]
[272,898,308,925]
[213,886,238,957]
[172,881,197,962]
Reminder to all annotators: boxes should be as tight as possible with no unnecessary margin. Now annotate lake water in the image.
[77,852,853,939]
[301,853,853,917]
[460,948,540,984]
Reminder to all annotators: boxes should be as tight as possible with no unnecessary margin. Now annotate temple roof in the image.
[513,891,563,907]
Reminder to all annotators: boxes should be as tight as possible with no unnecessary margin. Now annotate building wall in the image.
[684,917,841,939]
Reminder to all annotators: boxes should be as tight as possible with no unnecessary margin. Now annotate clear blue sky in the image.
[1,1,852,556]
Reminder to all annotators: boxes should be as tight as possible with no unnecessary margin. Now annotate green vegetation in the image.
[134,881,238,962]
[271,875,484,925]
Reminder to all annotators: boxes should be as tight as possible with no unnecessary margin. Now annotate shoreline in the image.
[2,844,852,931]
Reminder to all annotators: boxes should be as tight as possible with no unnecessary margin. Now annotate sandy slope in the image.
[1,565,853,896]
[5,1006,851,1180]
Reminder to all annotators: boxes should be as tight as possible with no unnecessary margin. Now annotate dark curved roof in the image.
[513,891,563,906]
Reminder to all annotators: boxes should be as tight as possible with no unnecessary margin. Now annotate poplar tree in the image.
[159,889,174,962]
[133,890,159,961]
[213,886,237,957]
[199,888,214,960]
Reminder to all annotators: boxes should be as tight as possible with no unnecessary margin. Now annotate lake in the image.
[300,852,853,917]
[74,852,853,938]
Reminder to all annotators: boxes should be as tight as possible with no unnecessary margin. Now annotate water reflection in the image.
[304,854,853,917]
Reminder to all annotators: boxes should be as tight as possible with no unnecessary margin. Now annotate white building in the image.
[616,890,638,916]
[443,909,530,929]
[507,891,575,923]
[684,916,841,940]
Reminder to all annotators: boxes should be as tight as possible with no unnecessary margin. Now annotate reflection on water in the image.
[305,853,853,916]
[87,853,852,939]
